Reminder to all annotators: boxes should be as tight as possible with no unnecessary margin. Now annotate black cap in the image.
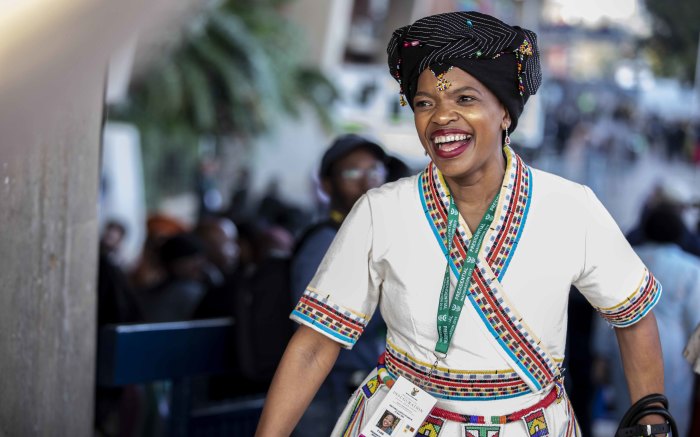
[320,134,387,179]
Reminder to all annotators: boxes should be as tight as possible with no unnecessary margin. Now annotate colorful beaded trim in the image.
[290,288,367,348]
[383,341,530,400]
[484,147,532,280]
[430,381,561,425]
[596,269,662,327]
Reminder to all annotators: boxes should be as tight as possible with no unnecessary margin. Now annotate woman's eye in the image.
[458,95,475,103]
[414,100,432,108]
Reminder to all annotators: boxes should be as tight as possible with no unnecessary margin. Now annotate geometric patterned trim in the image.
[429,382,560,425]
[290,289,367,348]
[338,364,561,434]
[595,269,662,328]
[418,415,445,437]
[469,266,558,390]
[384,341,531,400]
[485,148,532,280]
[464,424,502,436]
[419,146,530,283]
[522,408,549,436]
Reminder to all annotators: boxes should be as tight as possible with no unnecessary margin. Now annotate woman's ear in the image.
[501,108,511,131]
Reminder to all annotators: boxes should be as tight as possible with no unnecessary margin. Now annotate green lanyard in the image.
[435,191,499,356]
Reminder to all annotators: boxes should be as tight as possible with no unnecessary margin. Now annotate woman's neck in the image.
[445,152,505,204]
[443,150,506,230]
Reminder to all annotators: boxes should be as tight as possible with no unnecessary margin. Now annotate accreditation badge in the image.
[359,376,437,437]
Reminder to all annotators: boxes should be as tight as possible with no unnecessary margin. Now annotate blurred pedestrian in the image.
[291,134,388,301]
[194,216,239,289]
[137,233,207,322]
[594,204,700,436]
[129,214,187,291]
[95,220,142,437]
[627,179,700,257]
[98,220,141,326]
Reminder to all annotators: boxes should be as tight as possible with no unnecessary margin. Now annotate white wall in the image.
[100,122,147,265]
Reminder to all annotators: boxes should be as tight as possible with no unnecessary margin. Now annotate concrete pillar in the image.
[0,72,103,436]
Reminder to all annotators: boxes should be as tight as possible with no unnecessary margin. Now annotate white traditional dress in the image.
[291,147,661,437]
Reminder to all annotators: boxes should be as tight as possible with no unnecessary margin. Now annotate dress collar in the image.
[419,146,532,279]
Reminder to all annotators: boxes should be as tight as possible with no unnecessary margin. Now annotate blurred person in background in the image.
[194,215,240,289]
[594,205,700,436]
[258,11,668,436]
[666,121,687,162]
[129,214,188,291]
[95,220,142,437]
[196,222,295,399]
[627,180,700,257]
[257,179,309,236]
[98,220,141,326]
[136,232,207,323]
[290,134,389,436]
[227,167,253,224]
[291,134,389,301]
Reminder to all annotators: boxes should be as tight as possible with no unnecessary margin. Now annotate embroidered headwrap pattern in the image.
[387,11,541,133]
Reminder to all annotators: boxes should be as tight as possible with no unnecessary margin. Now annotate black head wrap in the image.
[387,11,541,133]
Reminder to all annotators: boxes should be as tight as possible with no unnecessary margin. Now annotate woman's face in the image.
[413,67,509,183]
[382,414,395,428]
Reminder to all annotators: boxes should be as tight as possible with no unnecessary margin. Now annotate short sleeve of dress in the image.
[290,195,382,349]
[573,185,662,327]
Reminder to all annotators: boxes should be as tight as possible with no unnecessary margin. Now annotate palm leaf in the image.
[178,56,216,131]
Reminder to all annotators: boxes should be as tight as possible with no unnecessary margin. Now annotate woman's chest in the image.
[374,210,583,349]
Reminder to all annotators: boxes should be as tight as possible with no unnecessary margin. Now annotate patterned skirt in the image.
[331,367,581,437]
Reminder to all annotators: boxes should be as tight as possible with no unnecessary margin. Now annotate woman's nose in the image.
[432,103,458,125]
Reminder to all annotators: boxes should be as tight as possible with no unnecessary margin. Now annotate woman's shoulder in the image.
[528,166,592,205]
[529,166,585,195]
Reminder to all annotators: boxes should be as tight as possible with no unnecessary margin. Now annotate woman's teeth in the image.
[433,134,471,150]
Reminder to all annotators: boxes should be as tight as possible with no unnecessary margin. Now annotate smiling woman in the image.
[255,11,670,437]
[412,68,507,223]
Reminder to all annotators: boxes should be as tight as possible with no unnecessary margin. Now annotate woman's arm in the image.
[614,311,665,429]
[255,325,341,437]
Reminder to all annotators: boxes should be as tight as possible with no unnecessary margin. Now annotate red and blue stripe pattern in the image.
[484,153,532,280]
[596,269,662,327]
[291,289,367,348]
[384,341,530,400]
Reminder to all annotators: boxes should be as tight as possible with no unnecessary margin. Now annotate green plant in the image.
[109,0,338,205]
